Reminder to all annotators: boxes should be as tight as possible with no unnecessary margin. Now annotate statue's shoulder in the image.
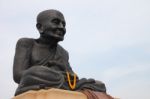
[57,44,69,56]
[16,38,35,48]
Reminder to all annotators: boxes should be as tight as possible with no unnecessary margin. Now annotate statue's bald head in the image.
[36,9,66,41]
[37,9,65,24]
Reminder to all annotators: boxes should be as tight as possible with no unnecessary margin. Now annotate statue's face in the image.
[40,11,66,41]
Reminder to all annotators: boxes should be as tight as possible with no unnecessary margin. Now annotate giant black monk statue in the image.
[13,9,106,96]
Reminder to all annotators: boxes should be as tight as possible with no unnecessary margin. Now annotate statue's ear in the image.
[36,23,43,33]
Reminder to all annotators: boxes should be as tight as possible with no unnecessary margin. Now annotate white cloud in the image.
[101,63,150,82]
[111,79,150,99]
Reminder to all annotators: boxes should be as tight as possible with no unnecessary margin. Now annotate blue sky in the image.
[0,0,150,99]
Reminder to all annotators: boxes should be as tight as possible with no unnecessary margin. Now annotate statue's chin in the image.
[54,36,64,42]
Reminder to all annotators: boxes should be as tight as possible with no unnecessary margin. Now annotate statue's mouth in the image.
[44,28,65,40]
[54,29,64,36]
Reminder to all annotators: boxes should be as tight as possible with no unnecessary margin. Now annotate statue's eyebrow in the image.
[51,18,61,25]
[51,18,60,23]
[51,18,66,26]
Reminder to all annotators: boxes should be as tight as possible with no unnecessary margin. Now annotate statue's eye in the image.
[52,19,60,24]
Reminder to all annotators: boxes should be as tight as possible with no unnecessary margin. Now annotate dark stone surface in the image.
[13,9,106,96]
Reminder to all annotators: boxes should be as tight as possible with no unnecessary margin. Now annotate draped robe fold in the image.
[13,38,106,96]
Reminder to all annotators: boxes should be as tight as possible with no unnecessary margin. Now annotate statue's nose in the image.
[58,23,64,29]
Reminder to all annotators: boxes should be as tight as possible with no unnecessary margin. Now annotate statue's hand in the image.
[47,60,58,66]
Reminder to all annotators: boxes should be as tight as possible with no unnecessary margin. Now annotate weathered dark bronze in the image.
[13,9,106,96]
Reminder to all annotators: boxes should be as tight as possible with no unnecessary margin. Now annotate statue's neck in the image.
[37,36,58,48]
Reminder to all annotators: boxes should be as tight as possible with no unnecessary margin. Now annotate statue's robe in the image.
[13,38,106,96]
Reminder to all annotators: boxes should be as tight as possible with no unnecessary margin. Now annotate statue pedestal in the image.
[13,88,87,99]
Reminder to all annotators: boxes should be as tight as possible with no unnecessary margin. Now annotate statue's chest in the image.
[31,44,56,65]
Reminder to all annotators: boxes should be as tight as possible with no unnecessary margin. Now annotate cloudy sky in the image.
[0,0,150,99]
